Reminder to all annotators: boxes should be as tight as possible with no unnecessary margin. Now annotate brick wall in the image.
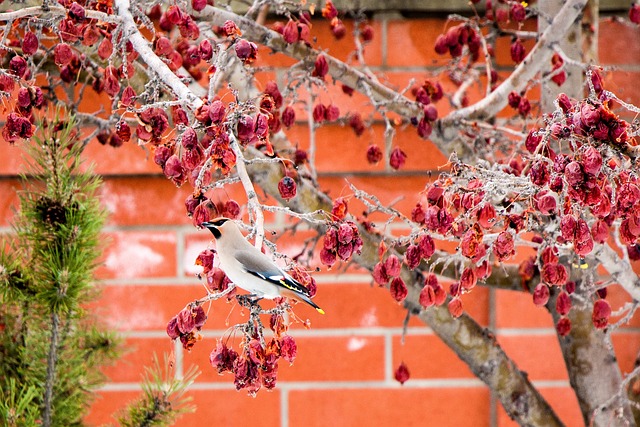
[1,11,639,427]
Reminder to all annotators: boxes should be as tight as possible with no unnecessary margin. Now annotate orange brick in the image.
[86,389,281,427]
[298,282,410,328]
[101,177,192,227]
[612,332,640,374]
[194,335,385,384]
[605,70,640,109]
[386,18,450,68]
[317,175,432,219]
[310,18,383,66]
[497,386,583,427]
[84,140,161,176]
[0,179,20,227]
[495,288,555,329]
[254,42,298,68]
[0,141,25,176]
[85,390,140,426]
[606,284,640,329]
[181,389,281,427]
[284,335,386,382]
[392,334,476,379]
[498,334,568,381]
[599,19,640,65]
[289,388,490,426]
[95,230,178,279]
[101,337,173,383]
[96,284,208,331]
[289,120,451,174]
[493,19,537,67]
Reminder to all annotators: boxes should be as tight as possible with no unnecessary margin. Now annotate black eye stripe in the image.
[213,218,228,226]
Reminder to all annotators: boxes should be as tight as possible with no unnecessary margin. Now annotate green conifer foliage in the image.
[0,116,119,426]
[1,116,197,427]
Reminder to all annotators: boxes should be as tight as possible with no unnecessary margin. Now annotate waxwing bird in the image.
[201,218,324,314]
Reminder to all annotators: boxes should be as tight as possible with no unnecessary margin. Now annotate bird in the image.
[201,217,324,314]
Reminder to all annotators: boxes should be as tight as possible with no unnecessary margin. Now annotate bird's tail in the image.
[282,289,325,314]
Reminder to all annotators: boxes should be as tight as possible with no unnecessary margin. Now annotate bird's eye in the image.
[213,218,228,226]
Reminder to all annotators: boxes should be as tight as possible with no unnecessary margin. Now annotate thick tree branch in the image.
[548,281,634,427]
[115,0,202,111]
[441,0,588,125]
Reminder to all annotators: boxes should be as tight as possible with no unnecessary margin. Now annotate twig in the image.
[229,135,265,249]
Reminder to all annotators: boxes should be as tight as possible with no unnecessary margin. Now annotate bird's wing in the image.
[234,250,310,296]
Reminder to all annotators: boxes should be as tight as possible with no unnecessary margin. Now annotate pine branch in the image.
[42,312,59,427]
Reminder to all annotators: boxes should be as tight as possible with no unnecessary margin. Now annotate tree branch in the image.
[441,0,587,125]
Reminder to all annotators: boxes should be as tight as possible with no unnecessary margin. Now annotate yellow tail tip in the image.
[316,308,325,315]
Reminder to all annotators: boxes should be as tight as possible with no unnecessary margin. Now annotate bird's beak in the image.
[201,221,213,228]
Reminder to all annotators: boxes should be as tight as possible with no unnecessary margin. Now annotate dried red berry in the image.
[312,54,329,79]
[322,0,339,20]
[542,263,568,286]
[332,197,348,220]
[324,104,340,122]
[556,317,571,337]
[394,362,410,385]
[564,161,584,187]
[418,234,435,259]
[278,176,297,200]
[98,37,113,60]
[103,65,121,97]
[280,335,297,363]
[510,2,526,22]
[434,34,448,55]
[330,18,346,39]
[592,299,611,329]
[115,120,131,142]
[404,244,422,269]
[120,86,136,108]
[448,297,463,318]
[2,112,34,142]
[582,146,602,176]
[555,291,572,316]
[591,220,608,244]
[494,231,515,261]
[419,282,436,308]
[282,106,296,128]
[360,24,374,42]
[533,283,550,306]
[312,104,326,123]
[384,255,401,278]
[390,277,408,302]
[210,341,238,374]
[631,3,640,24]
[283,20,299,44]
[166,5,184,25]
[389,147,407,170]
[536,193,556,215]
[460,267,477,290]
[417,118,433,139]
[235,39,258,64]
[508,91,521,109]
[574,219,594,256]
[373,261,389,285]
[510,39,526,63]
[366,144,383,164]
[22,31,39,56]
[9,56,27,78]
[518,97,531,117]
[349,113,366,136]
